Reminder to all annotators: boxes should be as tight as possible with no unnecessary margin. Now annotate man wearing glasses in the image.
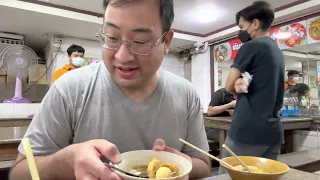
[10,0,211,180]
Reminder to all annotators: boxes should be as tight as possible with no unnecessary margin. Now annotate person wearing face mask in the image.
[285,70,300,90]
[223,0,285,171]
[52,44,85,82]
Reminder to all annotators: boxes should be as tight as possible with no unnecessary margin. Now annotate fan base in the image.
[3,98,31,103]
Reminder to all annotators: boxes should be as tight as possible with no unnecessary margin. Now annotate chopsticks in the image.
[179,138,233,169]
[22,138,40,180]
[222,144,252,172]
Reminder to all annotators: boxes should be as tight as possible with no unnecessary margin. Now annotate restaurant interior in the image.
[0,0,320,179]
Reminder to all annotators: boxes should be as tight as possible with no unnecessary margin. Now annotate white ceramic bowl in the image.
[111,150,192,180]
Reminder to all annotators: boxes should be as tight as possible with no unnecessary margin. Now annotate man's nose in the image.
[114,43,135,63]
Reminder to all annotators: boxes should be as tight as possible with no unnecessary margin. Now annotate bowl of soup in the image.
[111,150,192,180]
[220,156,290,180]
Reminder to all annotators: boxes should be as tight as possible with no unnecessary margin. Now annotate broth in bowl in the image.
[111,150,192,180]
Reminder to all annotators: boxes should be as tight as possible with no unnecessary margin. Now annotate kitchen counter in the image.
[0,115,32,127]
[203,169,320,180]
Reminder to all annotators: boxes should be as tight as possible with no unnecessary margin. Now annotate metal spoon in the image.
[103,163,149,178]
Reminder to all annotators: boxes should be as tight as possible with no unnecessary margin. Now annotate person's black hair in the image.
[67,44,85,56]
[288,83,310,94]
[102,0,174,33]
[236,1,274,31]
[287,70,300,77]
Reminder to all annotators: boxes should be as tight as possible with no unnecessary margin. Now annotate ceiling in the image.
[37,0,298,35]
[0,0,315,52]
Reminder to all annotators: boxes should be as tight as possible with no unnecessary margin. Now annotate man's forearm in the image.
[207,103,232,116]
[10,146,74,180]
[189,158,211,179]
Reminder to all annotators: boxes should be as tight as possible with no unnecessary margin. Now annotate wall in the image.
[161,54,185,78]
[184,62,191,82]
[46,36,103,84]
[191,50,211,113]
[0,103,40,116]
[293,130,320,151]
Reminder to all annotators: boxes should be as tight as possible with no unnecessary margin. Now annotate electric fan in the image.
[0,44,38,103]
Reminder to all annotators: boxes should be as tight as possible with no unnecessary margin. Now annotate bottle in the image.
[293,97,300,116]
[301,96,307,107]
[281,98,288,117]
[287,97,294,116]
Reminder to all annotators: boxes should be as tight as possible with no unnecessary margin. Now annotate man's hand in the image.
[153,139,191,162]
[234,78,249,93]
[70,139,123,180]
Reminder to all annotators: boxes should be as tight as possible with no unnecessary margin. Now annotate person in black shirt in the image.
[207,88,236,117]
[206,88,236,142]
[223,0,285,166]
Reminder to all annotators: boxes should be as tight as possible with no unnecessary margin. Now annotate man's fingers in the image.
[77,172,99,180]
[100,167,123,180]
[90,139,122,164]
[153,138,166,151]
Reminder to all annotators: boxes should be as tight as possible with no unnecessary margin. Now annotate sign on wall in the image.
[275,20,307,50]
[307,15,320,44]
[214,15,319,62]
[213,39,243,62]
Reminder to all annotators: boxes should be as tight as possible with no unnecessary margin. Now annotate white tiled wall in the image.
[191,50,211,113]
[161,54,185,78]
[293,130,320,151]
[0,103,41,116]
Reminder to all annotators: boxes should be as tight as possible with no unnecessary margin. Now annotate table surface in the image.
[278,148,320,167]
[203,169,320,180]
[0,115,32,121]
[0,126,28,144]
[205,116,314,123]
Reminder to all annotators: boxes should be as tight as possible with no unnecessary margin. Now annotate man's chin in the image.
[115,78,141,89]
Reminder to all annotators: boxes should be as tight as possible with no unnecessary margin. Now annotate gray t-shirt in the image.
[18,63,209,159]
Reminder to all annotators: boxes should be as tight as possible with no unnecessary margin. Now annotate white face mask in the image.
[293,77,299,82]
[71,57,85,67]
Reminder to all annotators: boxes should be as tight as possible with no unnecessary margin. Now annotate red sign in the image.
[229,39,243,60]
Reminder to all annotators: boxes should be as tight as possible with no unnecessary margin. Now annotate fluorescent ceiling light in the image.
[193,2,219,23]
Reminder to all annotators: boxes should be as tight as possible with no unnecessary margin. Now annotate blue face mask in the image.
[71,57,85,67]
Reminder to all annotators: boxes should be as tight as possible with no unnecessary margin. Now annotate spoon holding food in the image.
[104,163,149,178]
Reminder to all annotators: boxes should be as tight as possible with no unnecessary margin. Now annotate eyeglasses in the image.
[96,28,167,56]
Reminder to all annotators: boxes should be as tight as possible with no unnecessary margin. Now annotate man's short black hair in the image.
[67,44,85,56]
[236,1,274,31]
[102,0,174,33]
[288,83,310,94]
[287,70,300,77]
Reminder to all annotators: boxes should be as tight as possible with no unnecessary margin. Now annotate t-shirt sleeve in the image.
[209,91,223,107]
[182,87,209,158]
[18,85,73,156]
[231,43,255,73]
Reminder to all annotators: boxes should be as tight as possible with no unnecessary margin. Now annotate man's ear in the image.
[164,29,174,55]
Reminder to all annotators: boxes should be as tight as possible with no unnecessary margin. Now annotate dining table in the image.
[202,169,320,180]
[204,116,314,156]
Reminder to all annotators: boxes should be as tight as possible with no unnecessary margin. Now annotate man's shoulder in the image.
[53,66,67,75]
[54,63,104,90]
[162,70,199,98]
[163,70,191,88]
